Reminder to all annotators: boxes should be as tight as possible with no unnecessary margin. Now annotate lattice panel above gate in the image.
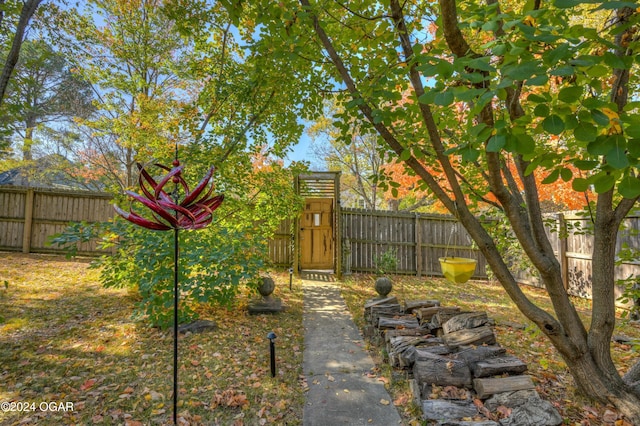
[296,172,340,198]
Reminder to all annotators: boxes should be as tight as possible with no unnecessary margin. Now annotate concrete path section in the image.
[302,280,403,426]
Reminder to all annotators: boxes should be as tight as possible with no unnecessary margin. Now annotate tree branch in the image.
[299,0,456,212]
[438,0,475,57]
[334,0,390,21]
[0,0,43,106]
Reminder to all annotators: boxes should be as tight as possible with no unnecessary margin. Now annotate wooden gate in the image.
[300,197,334,269]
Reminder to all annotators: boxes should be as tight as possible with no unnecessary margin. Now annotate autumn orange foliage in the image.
[382,156,592,213]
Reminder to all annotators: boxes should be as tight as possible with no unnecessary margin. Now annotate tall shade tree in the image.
[0,0,44,156]
[242,0,640,421]
[57,0,195,189]
[1,39,93,161]
[51,0,313,327]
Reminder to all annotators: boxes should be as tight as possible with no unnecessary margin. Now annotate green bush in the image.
[50,160,305,328]
[374,247,398,276]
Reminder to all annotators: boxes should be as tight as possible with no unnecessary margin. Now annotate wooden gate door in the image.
[300,198,334,270]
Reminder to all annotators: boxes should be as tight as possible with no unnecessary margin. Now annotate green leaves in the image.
[558,86,583,103]
[606,145,629,169]
[503,60,543,81]
[574,122,598,142]
[514,133,536,155]
[486,134,506,152]
[542,115,565,135]
[572,177,590,192]
[619,176,640,199]
[434,91,454,106]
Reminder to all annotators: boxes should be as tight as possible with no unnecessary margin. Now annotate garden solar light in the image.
[289,267,293,290]
[114,157,223,425]
[267,331,277,377]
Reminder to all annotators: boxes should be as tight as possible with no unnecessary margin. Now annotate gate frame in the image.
[293,172,341,279]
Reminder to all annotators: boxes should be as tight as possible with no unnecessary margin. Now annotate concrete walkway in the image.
[302,279,403,426]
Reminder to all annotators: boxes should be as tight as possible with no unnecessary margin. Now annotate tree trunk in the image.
[0,0,42,106]
[590,197,624,378]
[561,349,640,423]
[22,118,35,161]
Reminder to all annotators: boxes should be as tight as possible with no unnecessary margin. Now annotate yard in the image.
[1,253,639,425]
[0,253,306,426]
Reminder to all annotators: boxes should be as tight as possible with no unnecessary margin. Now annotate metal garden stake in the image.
[267,331,277,377]
[114,157,223,425]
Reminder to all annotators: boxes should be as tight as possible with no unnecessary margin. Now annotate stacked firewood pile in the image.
[363,296,563,426]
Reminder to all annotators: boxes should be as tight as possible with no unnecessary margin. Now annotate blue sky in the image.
[286,132,312,162]
[282,127,325,170]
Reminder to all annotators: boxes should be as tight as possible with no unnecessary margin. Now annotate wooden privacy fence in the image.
[341,208,640,300]
[517,212,640,300]
[0,185,114,255]
[341,208,489,278]
[268,217,293,267]
[2,184,639,301]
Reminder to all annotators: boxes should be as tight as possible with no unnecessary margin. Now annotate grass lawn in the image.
[340,274,640,425]
[0,253,305,426]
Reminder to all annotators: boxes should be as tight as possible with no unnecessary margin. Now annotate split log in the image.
[388,335,439,356]
[416,306,460,323]
[378,315,420,330]
[178,319,217,334]
[421,399,478,422]
[414,345,451,359]
[364,297,398,322]
[442,312,490,334]
[483,389,539,411]
[451,345,506,365]
[396,346,417,368]
[443,326,496,349]
[431,308,464,328]
[369,304,402,326]
[413,352,472,390]
[471,355,528,378]
[385,328,431,342]
[404,299,440,313]
[497,320,526,330]
[483,390,562,426]
[364,296,398,309]
[390,337,446,368]
[388,336,424,362]
[399,344,448,368]
[408,378,421,406]
[473,376,535,399]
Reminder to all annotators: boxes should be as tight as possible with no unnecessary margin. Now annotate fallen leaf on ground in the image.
[377,376,389,385]
[80,378,97,391]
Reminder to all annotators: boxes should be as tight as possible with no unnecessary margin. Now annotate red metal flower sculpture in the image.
[114,161,224,230]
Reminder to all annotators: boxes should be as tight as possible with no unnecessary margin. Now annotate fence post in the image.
[557,213,569,290]
[415,213,422,277]
[22,188,34,254]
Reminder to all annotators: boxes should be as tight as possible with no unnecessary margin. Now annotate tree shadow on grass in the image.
[0,263,180,425]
